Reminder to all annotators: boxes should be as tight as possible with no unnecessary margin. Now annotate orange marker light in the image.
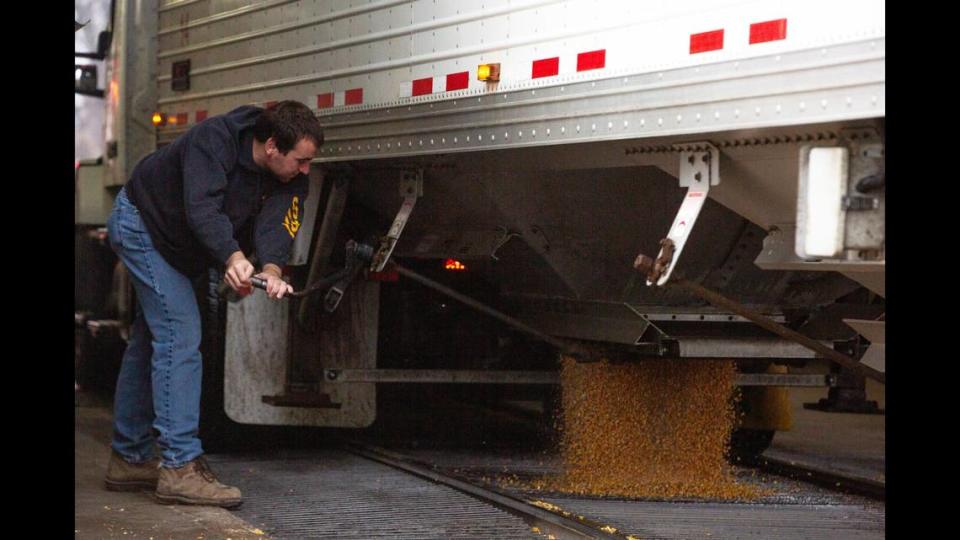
[151,112,165,126]
[444,259,467,271]
[477,63,500,82]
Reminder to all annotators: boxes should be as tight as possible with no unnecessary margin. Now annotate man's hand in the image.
[224,251,255,292]
[256,263,293,299]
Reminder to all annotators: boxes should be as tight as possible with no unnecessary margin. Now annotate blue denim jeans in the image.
[106,188,204,468]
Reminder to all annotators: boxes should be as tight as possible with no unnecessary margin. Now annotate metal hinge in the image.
[370,169,423,272]
[635,142,720,286]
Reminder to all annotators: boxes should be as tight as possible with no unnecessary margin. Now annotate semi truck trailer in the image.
[75,0,885,455]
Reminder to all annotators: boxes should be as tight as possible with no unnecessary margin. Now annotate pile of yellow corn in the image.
[533,356,762,500]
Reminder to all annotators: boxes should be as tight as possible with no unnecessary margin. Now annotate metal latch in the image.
[322,240,375,313]
[370,170,423,272]
[635,142,720,286]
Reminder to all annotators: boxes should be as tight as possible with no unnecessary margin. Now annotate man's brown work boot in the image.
[104,450,161,492]
[155,456,242,508]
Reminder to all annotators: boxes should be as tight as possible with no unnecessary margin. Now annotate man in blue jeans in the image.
[102,101,323,507]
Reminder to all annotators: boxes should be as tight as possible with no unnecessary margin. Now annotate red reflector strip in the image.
[446,71,469,91]
[412,77,433,96]
[195,110,207,122]
[176,112,188,125]
[368,270,399,282]
[690,29,724,54]
[317,93,334,108]
[345,88,363,105]
[532,57,560,78]
[577,49,606,72]
[750,19,787,44]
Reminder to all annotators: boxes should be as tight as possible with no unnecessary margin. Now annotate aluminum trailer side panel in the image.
[155,0,884,151]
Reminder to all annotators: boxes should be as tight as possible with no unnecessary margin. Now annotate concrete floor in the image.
[74,394,268,540]
[767,379,885,482]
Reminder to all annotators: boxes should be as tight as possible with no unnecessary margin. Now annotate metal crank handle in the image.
[250,275,308,298]
[250,276,268,290]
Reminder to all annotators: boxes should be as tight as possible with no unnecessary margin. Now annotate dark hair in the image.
[252,100,324,154]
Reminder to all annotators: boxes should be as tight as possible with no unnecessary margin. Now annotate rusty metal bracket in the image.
[298,171,350,327]
[635,238,675,284]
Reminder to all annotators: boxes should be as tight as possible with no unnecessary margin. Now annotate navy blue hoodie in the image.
[125,106,309,277]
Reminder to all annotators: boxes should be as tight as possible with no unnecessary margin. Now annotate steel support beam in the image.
[323,369,835,387]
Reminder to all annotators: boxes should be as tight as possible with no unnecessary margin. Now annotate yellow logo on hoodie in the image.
[283,196,300,238]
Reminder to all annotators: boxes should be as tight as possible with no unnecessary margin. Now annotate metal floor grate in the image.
[541,498,885,540]
[209,450,539,539]
[401,448,885,540]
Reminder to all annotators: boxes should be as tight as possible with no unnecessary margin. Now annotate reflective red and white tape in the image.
[164,17,787,125]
